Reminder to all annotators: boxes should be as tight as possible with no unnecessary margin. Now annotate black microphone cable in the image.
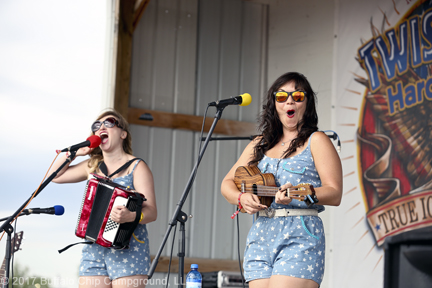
[236,214,246,288]
[165,224,177,288]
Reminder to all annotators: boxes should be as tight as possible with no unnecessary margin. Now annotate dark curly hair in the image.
[248,72,318,166]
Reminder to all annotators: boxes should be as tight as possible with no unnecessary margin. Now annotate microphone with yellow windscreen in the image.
[239,93,252,106]
[208,93,252,107]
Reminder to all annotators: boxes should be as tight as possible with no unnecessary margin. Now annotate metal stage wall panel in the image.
[129,2,267,283]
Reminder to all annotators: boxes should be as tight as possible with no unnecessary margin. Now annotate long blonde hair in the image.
[88,109,133,173]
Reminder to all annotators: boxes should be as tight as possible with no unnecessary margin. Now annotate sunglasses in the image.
[273,90,307,103]
[91,117,123,132]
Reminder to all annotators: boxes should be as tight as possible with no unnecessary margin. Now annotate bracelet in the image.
[231,192,244,219]
[238,192,244,209]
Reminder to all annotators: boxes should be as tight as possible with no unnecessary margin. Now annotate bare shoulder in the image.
[310,131,339,160]
[311,131,330,141]
[311,131,333,145]
[133,158,153,175]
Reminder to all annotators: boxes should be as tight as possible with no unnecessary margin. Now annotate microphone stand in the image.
[147,105,228,287]
[200,135,257,141]
[0,150,76,287]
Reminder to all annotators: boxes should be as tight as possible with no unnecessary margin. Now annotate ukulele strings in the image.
[239,185,309,196]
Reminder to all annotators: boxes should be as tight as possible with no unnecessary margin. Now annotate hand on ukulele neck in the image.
[234,166,319,212]
[275,186,292,205]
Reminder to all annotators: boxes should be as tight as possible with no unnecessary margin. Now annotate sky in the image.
[0,1,109,286]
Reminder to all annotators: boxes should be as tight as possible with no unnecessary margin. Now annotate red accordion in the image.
[75,174,145,249]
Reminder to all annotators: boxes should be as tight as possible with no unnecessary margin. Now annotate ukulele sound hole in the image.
[252,184,258,194]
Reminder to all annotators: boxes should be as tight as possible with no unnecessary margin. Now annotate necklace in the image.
[281,136,296,146]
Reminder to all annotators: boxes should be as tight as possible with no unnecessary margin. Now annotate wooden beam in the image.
[133,0,151,31]
[114,0,136,117]
[128,107,258,136]
[150,255,243,273]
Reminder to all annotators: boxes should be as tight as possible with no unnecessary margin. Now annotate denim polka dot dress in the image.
[243,134,326,285]
[79,160,150,280]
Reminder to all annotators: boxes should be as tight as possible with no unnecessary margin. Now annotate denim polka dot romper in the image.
[79,160,150,280]
[243,133,326,285]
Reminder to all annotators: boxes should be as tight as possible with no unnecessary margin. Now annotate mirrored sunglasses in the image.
[273,90,307,103]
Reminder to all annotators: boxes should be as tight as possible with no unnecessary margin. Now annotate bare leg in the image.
[112,275,148,288]
[249,278,270,288]
[79,276,112,288]
[268,275,318,288]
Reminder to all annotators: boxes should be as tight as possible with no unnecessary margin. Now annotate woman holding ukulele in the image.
[221,72,342,288]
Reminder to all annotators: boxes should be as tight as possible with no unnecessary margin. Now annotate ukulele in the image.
[0,231,24,286]
[234,166,318,212]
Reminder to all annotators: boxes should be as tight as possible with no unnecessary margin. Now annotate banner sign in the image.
[366,190,432,246]
[357,0,432,246]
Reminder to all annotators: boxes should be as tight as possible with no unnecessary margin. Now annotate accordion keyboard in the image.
[102,196,129,242]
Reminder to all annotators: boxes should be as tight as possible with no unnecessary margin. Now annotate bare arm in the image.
[310,132,343,206]
[133,161,157,224]
[221,138,268,214]
[110,160,157,224]
[51,147,93,184]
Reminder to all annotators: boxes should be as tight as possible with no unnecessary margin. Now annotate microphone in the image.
[22,205,65,216]
[208,93,252,107]
[60,135,101,152]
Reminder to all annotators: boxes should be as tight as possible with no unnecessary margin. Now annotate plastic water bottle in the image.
[186,264,202,288]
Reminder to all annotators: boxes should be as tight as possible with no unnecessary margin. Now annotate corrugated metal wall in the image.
[129,0,268,280]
